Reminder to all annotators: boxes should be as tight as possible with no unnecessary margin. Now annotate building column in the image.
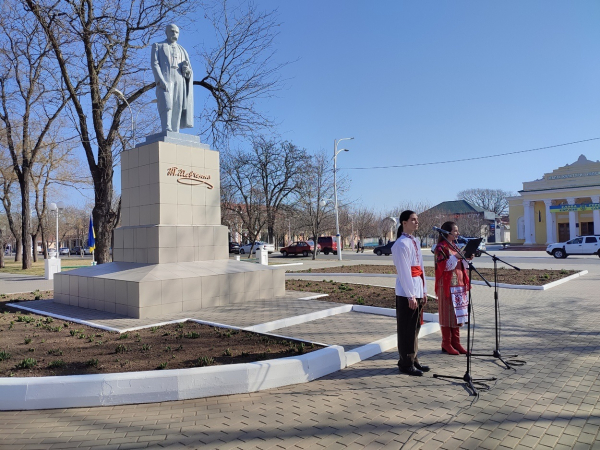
[592,195,600,235]
[543,200,555,244]
[567,197,577,239]
[523,200,534,245]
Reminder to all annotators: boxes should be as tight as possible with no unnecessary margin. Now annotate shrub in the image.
[16,358,37,369]
[49,360,65,368]
[157,362,168,370]
[115,344,128,354]
[0,350,11,361]
[24,337,32,344]
[197,356,215,367]
[223,348,232,356]
[118,333,129,340]
[142,344,151,352]
[87,359,99,367]
[17,316,34,323]
[184,331,200,339]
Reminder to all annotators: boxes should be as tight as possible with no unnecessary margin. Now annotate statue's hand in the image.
[158,80,168,91]
[181,61,192,79]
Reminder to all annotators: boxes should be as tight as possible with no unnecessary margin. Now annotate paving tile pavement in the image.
[8,292,338,332]
[1,263,600,449]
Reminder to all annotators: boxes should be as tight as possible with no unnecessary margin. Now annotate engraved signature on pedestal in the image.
[166,167,214,189]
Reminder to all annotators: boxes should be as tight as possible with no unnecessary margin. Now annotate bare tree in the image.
[30,136,85,259]
[453,214,488,239]
[197,1,287,145]
[0,6,75,268]
[23,0,285,263]
[244,136,307,245]
[457,188,514,216]
[294,151,336,260]
[221,148,268,257]
[0,149,22,261]
[353,206,377,245]
[414,205,437,247]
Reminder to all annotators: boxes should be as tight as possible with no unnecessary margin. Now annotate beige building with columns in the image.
[508,154,600,245]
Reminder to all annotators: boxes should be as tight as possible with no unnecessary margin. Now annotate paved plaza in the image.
[1,252,599,449]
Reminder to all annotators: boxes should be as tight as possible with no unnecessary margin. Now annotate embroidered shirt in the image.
[392,233,427,299]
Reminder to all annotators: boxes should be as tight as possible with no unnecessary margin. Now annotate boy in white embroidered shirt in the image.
[391,210,429,376]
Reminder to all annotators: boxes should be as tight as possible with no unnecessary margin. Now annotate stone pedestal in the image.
[53,133,284,318]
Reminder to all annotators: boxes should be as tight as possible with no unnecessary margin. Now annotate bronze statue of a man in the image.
[151,24,194,133]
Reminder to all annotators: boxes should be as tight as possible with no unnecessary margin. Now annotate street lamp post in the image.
[333,137,353,261]
[49,202,65,258]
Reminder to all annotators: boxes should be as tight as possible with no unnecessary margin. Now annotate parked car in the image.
[70,246,92,256]
[546,235,600,259]
[317,236,339,255]
[59,247,70,256]
[229,242,240,254]
[280,241,320,257]
[239,241,275,255]
[373,240,395,256]
[431,237,486,257]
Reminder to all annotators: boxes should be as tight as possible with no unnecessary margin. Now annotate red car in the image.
[280,241,320,257]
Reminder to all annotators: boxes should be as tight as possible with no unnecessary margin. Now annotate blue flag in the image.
[88,215,96,253]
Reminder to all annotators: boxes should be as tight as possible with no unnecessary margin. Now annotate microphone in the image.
[432,226,449,235]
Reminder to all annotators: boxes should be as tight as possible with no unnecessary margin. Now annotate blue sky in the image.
[107,1,600,214]
[187,0,600,213]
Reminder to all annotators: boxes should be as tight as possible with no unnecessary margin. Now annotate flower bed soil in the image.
[285,279,439,314]
[293,264,577,286]
[0,292,322,378]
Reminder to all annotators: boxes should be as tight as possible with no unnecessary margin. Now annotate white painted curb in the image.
[245,304,352,333]
[287,270,588,291]
[0,345,346,411]
[1,298,442,411]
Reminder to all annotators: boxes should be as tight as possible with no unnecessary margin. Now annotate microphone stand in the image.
[432,230,496,396]
[470,250,526,369]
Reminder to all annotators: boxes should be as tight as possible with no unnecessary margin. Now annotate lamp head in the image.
[49,203,57,212]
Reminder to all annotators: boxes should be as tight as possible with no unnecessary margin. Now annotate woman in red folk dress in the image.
[434,221,473,355]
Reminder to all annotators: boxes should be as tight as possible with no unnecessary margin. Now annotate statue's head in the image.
[165,24,179,43]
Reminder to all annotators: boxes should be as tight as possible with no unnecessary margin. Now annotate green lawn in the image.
[0,258,93,276]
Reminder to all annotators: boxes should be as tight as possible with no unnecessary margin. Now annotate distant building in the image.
[424,200,498,241]
[508,154,600,245]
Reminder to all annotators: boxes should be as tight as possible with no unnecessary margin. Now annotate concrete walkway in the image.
[1,257,600,449]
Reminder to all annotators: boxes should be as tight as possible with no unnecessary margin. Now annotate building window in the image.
[517,217,525,240]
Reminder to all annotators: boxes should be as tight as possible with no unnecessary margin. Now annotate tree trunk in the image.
[267,220,275,245]
[41,227,48,259]
[20,169,32,269]
[31,231,38,262]
[0,229,4,268]
[14,239,22,262]
[93,184,113,264]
